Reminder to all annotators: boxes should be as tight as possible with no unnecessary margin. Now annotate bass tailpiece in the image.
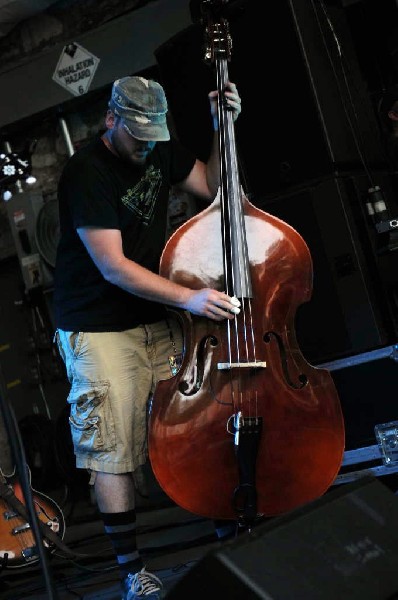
[232,412,263,528]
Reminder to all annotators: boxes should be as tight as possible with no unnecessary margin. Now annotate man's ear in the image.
[388,109,398,122]
[105,110,116,129]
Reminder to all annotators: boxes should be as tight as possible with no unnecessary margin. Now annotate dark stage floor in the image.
[2,467,398,600]
[0,465,221,600]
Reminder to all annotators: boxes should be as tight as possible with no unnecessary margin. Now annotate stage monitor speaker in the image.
[166,477,398,599]
[156,0,388,197]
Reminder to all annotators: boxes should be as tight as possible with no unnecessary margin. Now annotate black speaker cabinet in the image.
[166,477,398,599]
[156,0,388,197]
[257,173,398,363]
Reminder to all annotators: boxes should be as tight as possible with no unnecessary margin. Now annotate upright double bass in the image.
[149,0,345,524]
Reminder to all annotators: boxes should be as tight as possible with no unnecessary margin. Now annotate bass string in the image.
[216,50,258,419]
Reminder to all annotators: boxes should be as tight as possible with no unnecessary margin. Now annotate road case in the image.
[319,344,398,486]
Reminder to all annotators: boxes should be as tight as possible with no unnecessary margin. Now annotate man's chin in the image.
[131,154,147,165]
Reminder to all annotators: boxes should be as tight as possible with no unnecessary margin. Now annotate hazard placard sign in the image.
[52,42,100,97]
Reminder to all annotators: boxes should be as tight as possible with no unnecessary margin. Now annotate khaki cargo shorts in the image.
[55,318,182,475]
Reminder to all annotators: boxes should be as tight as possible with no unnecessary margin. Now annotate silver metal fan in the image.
[34,198,60,269]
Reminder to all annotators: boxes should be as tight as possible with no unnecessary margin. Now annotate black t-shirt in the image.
[53,136,196,331]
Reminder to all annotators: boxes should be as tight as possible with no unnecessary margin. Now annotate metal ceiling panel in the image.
[0,0,192,129]
[0,0,60,37]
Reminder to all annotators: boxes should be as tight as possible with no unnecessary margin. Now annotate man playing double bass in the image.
[53,74,242,600]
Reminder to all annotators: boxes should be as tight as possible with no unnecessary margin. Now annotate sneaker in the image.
[122,567,163,599]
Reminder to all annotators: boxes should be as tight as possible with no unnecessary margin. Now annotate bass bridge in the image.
[218,361,267,370]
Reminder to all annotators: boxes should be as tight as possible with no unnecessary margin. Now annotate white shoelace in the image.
[129,568,162,596]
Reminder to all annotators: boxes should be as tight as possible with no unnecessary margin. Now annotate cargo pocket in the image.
[67,380,115,453]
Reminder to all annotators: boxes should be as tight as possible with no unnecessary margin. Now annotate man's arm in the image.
[77,227,240,320]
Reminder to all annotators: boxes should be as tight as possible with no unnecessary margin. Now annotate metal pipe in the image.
[58,116,75,157]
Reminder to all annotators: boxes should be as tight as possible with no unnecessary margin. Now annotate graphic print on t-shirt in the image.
[121,165,162,225]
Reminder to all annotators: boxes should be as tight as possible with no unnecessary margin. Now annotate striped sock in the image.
[100,509,143,577]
